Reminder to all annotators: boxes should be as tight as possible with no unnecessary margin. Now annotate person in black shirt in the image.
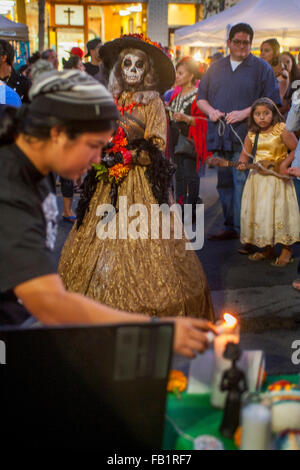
[0,39,30,102]
[84,38,108,87]
[0,69,215,357]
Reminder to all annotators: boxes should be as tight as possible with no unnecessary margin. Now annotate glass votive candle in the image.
[240,393,272,450]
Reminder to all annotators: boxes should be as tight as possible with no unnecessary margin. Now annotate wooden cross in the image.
[64,7,75,25]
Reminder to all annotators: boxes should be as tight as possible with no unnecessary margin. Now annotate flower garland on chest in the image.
[115,98,142,116]
[92,99,142,186]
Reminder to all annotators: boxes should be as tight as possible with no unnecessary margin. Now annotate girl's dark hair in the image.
[0,105,116,146]
[261,38,280,66]
[248,97,284,133]
[62,55,81,70]
[280,52,300,83]
[176,57,200,84]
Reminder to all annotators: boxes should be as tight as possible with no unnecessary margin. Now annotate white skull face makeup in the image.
[121,52,146,86]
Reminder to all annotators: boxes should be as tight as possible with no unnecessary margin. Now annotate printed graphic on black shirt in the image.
[42,193,58,250]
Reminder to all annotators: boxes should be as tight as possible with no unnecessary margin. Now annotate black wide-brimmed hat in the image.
[99,34,175,94]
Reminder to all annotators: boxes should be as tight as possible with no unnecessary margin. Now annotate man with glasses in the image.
[197,23,281,246]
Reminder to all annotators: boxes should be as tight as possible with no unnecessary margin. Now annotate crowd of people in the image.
[0,22,300,358]
[0,33,216,359]
[195,23,300,288]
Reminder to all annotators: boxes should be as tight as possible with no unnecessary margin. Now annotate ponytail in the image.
[0,105,20,145]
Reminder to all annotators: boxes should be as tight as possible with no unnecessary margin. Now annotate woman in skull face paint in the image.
[58,34,214,321]
[119,50,147,87]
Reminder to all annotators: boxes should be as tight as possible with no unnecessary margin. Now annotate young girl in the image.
[238,97,300,265]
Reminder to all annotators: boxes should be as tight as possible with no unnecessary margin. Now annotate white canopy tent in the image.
[175,0,300,48]
[0,15,28,42]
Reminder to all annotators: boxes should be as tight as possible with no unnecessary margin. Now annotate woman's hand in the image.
[274,63,289,81]
[166,317,217,358]
[173,112,190,124]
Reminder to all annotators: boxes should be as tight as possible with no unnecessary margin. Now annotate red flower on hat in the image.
[121,33,172,60]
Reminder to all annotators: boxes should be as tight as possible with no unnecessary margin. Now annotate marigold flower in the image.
[167,370,187,394]
[94,126,132,184]
[108,163,131,184]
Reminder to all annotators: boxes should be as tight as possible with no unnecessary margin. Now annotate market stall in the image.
[0,14,28,42]
[0,14,29,67]
[175,0,300,48]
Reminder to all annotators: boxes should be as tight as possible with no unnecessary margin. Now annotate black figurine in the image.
[219,342,248,439]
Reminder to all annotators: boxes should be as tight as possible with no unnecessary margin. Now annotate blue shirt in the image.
[5,86,22,107]
[197,54,281,152]
[0,82,22,108]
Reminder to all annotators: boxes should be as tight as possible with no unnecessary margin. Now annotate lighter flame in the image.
[223,313,238,328]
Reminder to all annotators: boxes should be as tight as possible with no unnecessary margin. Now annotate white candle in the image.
[210,332,240,409]
[240,404,272,450]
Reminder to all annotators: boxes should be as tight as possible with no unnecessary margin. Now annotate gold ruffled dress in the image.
[241,123,300,247]
[58,92,214,320]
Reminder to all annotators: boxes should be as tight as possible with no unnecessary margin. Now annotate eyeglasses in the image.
[231,39,251,47]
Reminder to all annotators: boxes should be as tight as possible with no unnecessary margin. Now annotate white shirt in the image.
[230,59,243,72]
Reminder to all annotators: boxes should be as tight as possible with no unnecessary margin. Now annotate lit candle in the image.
[240,403,272,450]
[210,313,240,409]
[206,313,238,343]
